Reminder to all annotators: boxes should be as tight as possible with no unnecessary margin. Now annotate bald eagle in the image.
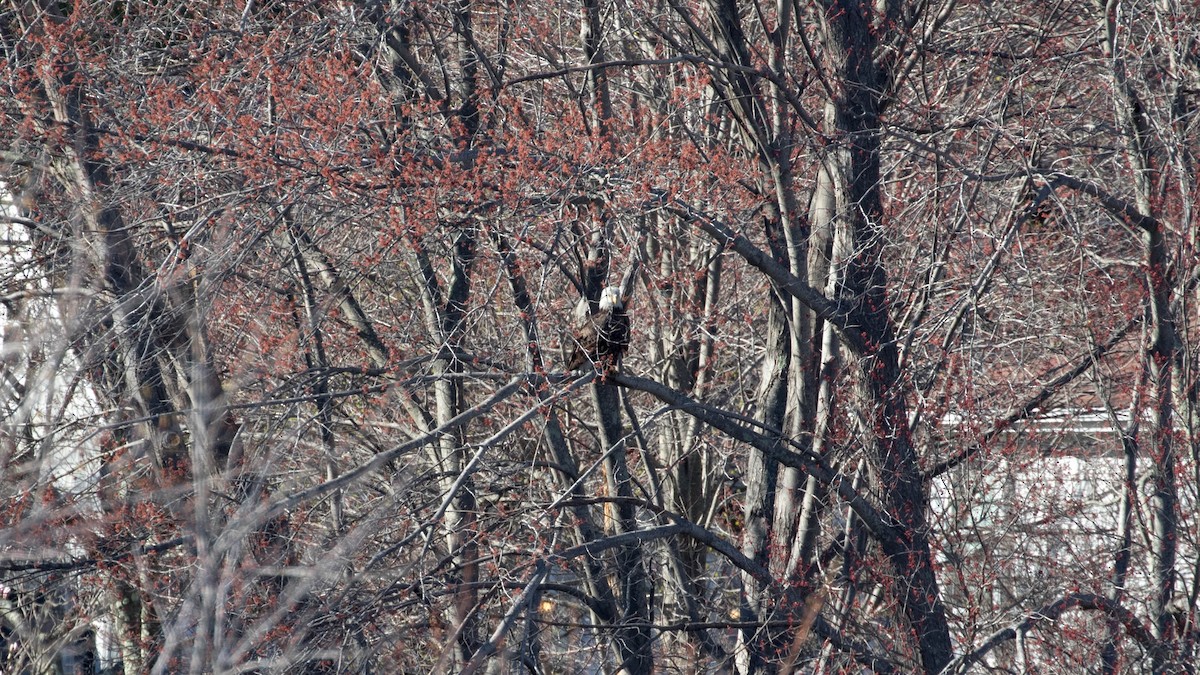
[566,286,630,371]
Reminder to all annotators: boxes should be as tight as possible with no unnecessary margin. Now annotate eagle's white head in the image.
[599,286,624,311]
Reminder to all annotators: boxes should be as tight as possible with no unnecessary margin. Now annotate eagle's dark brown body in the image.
[567,287,630,371]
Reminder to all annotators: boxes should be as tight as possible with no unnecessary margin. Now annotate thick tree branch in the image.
[664,202,868,354]
[610,373,898,548]
[942,593,1161,675]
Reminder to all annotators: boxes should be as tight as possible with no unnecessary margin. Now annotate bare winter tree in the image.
[2,0,1198,674]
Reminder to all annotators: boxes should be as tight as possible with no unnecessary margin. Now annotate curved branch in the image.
[881,132,1160,235]
[942,593,1160,675]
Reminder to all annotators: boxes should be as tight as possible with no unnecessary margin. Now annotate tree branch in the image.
[942,592,1161,674]
[1039,170,1159,232]
[610,372,899,548]
[663,202,869,354]
[924,311,1141,479]
[545,515,896,673]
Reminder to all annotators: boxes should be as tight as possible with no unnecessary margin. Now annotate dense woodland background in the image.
[2,0,1199,673]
